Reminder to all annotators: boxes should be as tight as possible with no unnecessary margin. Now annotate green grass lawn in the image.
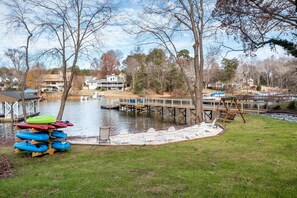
[1,115,297,197]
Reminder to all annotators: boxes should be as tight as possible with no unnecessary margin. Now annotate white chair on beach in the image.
[110,130,132,145]
[179,125,198,139]
[143,128,157,144]
[197,120,217,136]
[119,130,132,144]
[97,127,111,145]
[210,118,218,129]
[162,126,176,142]
[187,123,206,137]
[168,126,175,132]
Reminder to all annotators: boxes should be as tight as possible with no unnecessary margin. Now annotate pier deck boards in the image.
[119,98,268,124]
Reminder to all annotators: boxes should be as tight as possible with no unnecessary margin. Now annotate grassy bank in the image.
[1,115,297,197]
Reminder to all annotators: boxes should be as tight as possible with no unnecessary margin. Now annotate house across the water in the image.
[0,91,40,122]
[85,74,125,91]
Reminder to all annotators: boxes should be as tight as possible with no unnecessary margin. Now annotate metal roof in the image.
[0,91,40,103]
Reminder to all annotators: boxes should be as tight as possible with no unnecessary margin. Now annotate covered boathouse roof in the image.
[0,91,40,103]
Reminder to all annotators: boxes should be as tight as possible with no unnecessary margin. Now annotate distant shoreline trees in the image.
[123,48,186,95]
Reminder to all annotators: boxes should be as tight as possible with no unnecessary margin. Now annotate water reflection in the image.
[0,99,181,138]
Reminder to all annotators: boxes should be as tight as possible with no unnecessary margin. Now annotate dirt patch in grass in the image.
[0,154,13,178]
[0,138,15,147]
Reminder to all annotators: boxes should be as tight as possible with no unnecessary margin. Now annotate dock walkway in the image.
[119,98,268,124]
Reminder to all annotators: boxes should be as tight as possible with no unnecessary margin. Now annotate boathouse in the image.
[0,91,40,122]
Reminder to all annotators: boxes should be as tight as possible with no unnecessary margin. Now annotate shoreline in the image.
[44,90,177,100]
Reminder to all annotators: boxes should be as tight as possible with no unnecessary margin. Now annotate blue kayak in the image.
[16,131,49,141]
[14,142,48,153]
[51,130,67,139]
[52,141,71,151]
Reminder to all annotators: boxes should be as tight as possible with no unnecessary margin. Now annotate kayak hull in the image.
[14,142,48,153]
[58,121,74,127]
[52,141,71,151]
[26,115,56,124]
[51,130,67,139]
[15,123,55,130]
[16,131,50,141]
[51,122,68,128]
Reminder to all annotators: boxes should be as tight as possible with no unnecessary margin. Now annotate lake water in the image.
[0,99,183,139]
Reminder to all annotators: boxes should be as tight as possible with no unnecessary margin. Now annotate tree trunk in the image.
[20,68,30,121]
[20,69,29,121]
[193,43,203,124]
[21,31,33,121]
[56,85,71,120]
[132,73,135,91]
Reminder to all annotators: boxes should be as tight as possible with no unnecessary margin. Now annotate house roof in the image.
[86,78,124,84]
[84,76,95,81]
[41,74,63,81]
[87,79,100,83]
[0,91,40,103]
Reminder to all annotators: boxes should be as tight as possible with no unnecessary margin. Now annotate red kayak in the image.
[57,121,74,127]
[51,122,68,128]
[65,122,74,127]
[15,123,56,130]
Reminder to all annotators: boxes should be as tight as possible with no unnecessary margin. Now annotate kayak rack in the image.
[14,121,72,157]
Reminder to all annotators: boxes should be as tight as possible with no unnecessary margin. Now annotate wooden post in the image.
[167,107,176,123]
[177,108,187,125]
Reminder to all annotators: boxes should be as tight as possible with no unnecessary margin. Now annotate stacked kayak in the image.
[51,130,67,139]
[14,142,48,153]
[16,131,49,141]
[14,114,73,157]
[52,141,71,151]
[26,115,57,124]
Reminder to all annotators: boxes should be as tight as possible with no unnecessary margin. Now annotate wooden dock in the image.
[119,98,268,124]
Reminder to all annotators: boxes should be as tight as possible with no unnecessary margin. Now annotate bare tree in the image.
[213,0,297,57]
[29,0,116,120]
[4,49,25,80]
[204,47,221,89]
[3,0,35,120]
[26,63,46,89]
[131,0,215,123]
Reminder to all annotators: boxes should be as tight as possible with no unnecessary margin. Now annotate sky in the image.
[0,0,290,70]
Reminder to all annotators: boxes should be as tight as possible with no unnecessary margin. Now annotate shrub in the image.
[273,105,281,110]
[256,84,262,91]
[287,100,296,110]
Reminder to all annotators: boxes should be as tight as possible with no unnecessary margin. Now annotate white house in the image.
[84,76,99,90]
[85,74,124,91]
[40,71,71,92]
[247,78,254,87]
[0,76,19,90]
[106,74,118,82]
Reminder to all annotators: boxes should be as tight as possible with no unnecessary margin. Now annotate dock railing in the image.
[119,98,268,114]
